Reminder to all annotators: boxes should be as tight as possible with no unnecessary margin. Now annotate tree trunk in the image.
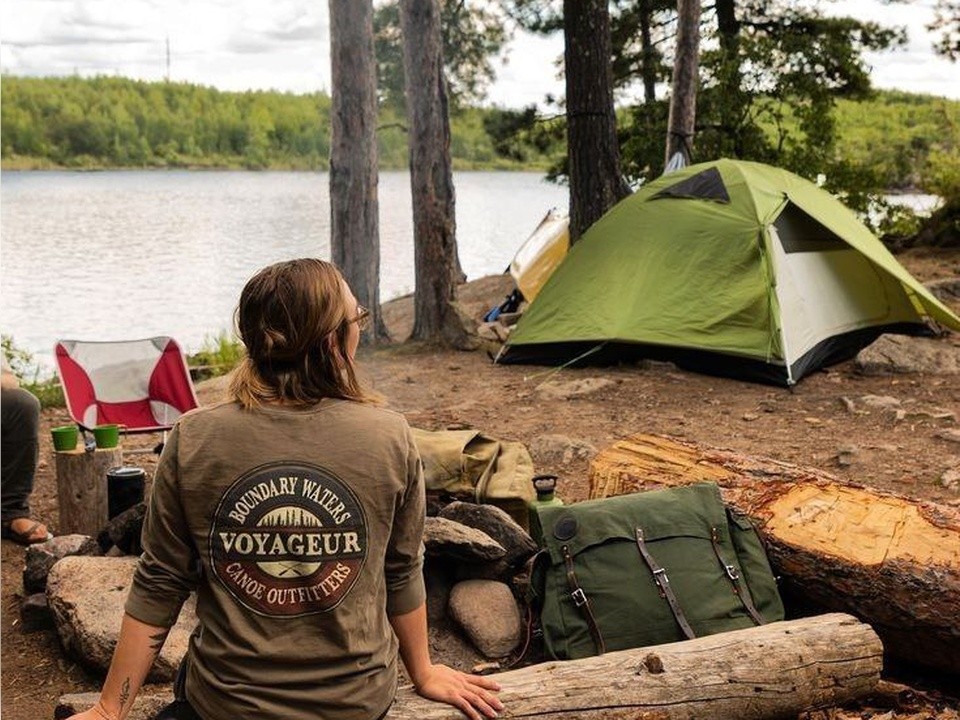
[564,0,632,243]
[55,447,123,535]
[386,614,881,719]
[400,0,471,348]
[329,0,387,343]
[639,0,657,103]
[713,0,749,156]
[589,433,960,676]
[664,0,700,166]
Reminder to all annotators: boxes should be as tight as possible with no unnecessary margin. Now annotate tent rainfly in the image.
[496,159,960,385]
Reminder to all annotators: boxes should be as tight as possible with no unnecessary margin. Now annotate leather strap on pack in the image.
[635,528,696,640]
[561,545,606,655]
[711,527,765,626]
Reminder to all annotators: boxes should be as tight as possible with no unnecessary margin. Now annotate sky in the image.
[0,0,957,108]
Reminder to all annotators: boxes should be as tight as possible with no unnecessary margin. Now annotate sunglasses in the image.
[351,305,371,331]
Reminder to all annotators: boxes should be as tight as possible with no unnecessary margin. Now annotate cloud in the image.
[0,0,956,103]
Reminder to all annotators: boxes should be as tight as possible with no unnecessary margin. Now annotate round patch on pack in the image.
[553,514,578,541]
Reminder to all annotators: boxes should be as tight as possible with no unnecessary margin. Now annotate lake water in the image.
[0,170,939,373]
[1,170,567,370]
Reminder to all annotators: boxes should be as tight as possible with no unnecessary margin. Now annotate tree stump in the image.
[588,433,960,676]
[386,613,882,719]
[55,447,122,535]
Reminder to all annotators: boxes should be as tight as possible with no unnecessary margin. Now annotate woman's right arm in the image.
[66,613,172,720]
[69,425,199,719]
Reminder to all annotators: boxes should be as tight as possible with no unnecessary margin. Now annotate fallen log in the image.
[386,613,881,719]
[588,433,960,677]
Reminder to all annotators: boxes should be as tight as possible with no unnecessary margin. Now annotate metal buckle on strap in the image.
[571,588,588,607]
[653,568,670,584]
[724,564,740,581]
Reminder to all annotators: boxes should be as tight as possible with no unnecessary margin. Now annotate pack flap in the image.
[535,483,726,564]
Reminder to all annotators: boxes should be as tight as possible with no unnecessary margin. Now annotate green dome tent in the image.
[496,159,960,385]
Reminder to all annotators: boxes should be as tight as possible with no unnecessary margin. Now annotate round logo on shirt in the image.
[209,462,368,617]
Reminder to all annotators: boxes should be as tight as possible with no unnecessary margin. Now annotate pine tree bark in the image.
[664,0,701,166]
[564,0,632,243]
[329,0,387,343]
[400,0,472,348]
[589,433,960,676]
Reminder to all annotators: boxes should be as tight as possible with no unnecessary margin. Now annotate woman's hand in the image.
[413,663,503,720]
[63,701,118,720]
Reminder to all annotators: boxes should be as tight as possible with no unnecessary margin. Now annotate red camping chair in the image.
[54,337,199,452]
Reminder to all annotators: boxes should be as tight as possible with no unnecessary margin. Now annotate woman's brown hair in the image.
[228,258,372,408]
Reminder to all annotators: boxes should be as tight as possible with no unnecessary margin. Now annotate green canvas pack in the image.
[530,482,784,660]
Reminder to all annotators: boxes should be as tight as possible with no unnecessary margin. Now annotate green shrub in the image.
[188,332,245,380]
[1,334,65,409]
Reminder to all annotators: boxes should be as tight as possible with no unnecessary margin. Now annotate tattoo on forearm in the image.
[148,629,170,653]
[119,677,131,709]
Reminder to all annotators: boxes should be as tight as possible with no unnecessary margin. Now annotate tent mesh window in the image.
[650,167,731,203]
[774,203,848,253]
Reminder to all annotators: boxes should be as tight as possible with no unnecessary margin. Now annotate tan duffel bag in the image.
[411,428,536,529]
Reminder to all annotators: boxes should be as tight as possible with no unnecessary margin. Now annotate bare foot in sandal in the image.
[2,518,53,545]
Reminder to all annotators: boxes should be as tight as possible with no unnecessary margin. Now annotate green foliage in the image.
[1,335,65,409]
[374,0,509,114]
[924,147,960,200]
[187,332,245,380]
[0,75,555,171]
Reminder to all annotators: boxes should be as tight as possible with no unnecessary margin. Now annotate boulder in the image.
[20,592,55,633]
[448,579,522,659]
[24,533,100,593]
[926,277,960,303]
[423,517,506,563]
[438,502,537,569]
[855,335,960,376]
[97,502,146,555]
[46,556,197,681]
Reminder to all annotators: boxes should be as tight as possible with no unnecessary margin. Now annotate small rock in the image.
[20,593,55,633]
[529,435,598,466]
[536,378,615,400]
[860,395,902,409]
[448,580,522,658]
[804,417,822,425]
[940,469,960,491]
[835,445,859,468]
[839,396,857,413]
[936,429,960,444]
[925,278,960,303]
[741,413,759,422]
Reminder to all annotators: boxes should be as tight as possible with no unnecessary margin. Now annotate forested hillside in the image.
[0,75,558,171]
[2,74,957,192]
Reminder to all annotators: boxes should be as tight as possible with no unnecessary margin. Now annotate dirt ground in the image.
[2,247,959,719]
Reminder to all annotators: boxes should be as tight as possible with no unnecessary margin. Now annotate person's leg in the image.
[1,387,41,526]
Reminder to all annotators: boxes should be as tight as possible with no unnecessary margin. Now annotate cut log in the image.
[588,433,960,677]
[55,447,122,535]
[386,613,882,719]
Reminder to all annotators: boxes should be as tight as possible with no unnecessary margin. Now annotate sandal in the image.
[1,519,53,546]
